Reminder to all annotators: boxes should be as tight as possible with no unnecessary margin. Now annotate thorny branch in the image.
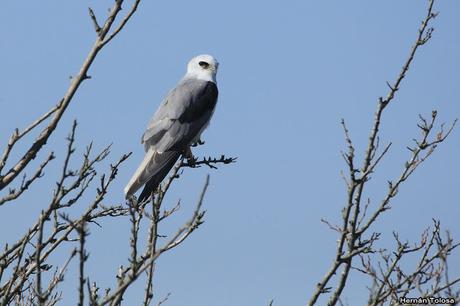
[308,1,458,305]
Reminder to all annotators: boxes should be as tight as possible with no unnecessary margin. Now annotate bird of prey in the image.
[124,54,219,202]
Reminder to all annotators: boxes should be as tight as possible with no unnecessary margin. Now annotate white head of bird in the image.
[186,54,219,83]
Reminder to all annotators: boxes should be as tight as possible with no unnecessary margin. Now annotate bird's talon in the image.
[187,156,197,167]
[191,139,205,147]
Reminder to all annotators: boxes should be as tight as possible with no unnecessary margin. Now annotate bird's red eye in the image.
[199,61,210,69]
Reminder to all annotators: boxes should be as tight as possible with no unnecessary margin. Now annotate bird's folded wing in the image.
[141,79,217,152]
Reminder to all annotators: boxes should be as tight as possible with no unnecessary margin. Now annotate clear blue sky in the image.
[1,1,459,305]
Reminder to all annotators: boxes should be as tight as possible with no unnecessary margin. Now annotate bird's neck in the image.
[184,71,216,83]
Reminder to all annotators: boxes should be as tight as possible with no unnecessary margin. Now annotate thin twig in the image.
[0,0,141,191]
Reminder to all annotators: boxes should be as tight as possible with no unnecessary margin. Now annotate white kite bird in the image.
[124,54,219,202]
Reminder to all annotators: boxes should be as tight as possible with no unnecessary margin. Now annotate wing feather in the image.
[142,78,218,151]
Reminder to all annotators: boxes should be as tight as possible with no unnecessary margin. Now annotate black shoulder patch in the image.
[178,81,218,123]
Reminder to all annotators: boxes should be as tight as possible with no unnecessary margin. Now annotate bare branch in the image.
[88,7,101,34]
[0,2,238,305]
[157,292,171,306]
[100,175,210,305]
[182,155,237,170]
[77,223,88,306]
[0,100,62,174]
[41,248,77,302]
[101,0,142,47]
[0,0,141,191]
[307,1,458,305]
[0,151,55,206]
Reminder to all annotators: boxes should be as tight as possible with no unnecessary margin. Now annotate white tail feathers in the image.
[124,149,157,198]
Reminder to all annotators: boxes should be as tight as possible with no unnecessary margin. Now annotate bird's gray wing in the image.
[125,78,218,200]
[142,78,218,152]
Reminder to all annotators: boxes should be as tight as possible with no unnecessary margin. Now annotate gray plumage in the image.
[124,55,219,202]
